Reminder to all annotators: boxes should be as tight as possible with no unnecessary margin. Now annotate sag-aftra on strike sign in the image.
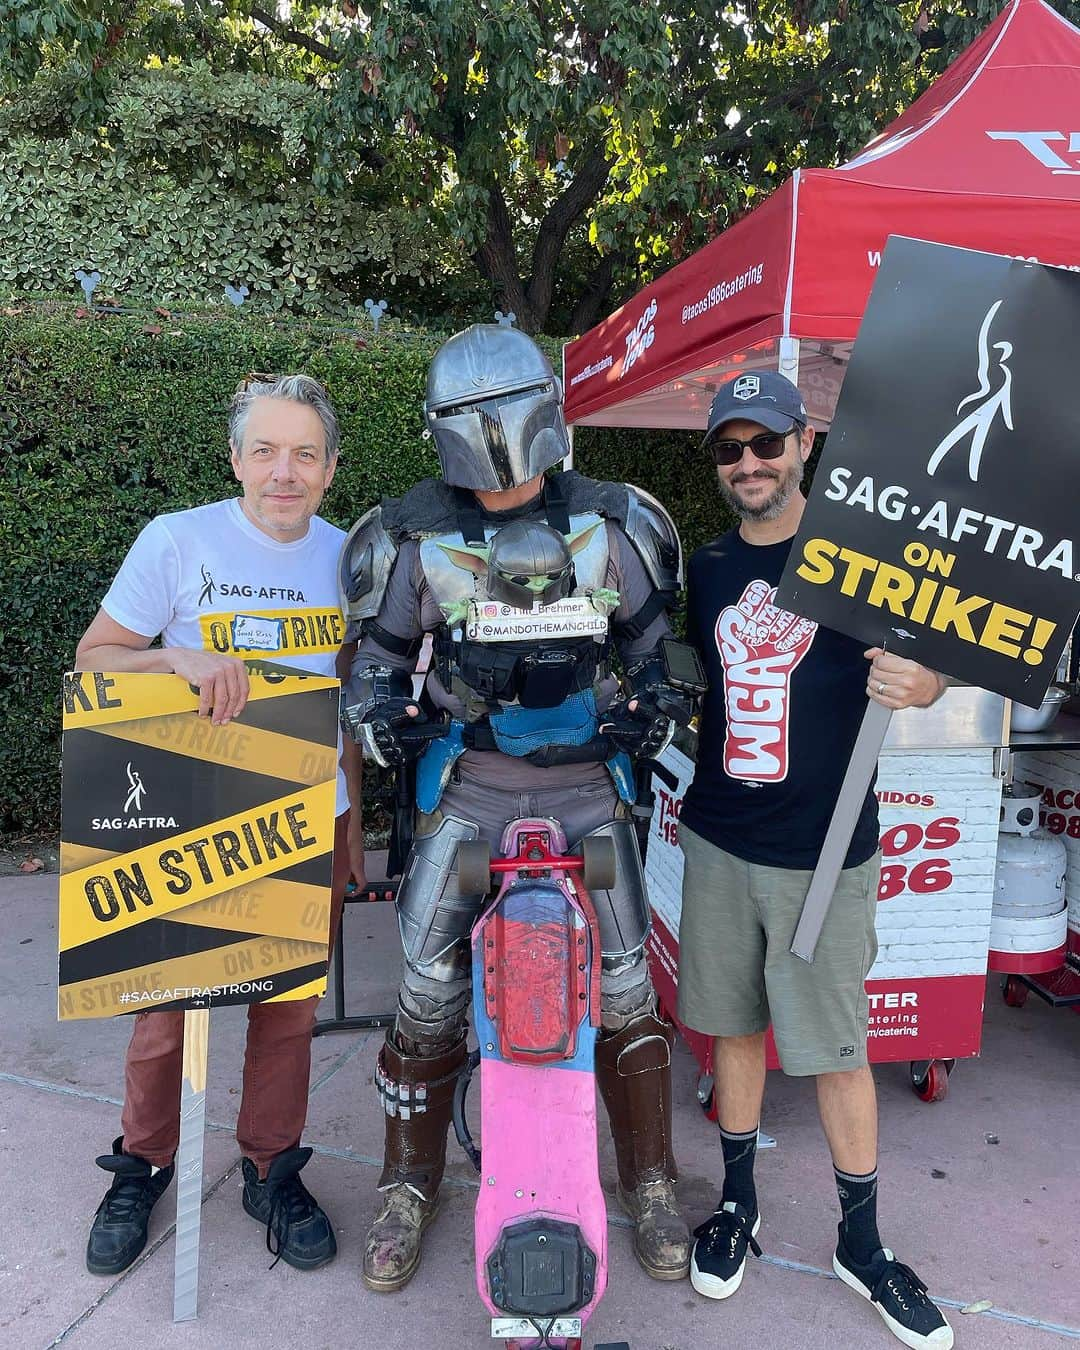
[58,671,339,1020]
[777,236,1080,705]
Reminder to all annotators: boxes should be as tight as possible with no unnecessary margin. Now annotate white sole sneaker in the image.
[832,1252,954,1349]
[690,1211,762,1300]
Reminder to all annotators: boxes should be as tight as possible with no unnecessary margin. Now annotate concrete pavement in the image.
[2,866,1078,1349]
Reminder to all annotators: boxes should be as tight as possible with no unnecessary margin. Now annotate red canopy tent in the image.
[563,0,1080,432]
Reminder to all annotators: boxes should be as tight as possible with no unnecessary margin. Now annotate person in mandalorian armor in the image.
[340,323,694,1293]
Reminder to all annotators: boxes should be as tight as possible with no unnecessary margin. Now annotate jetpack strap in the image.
[543,471,572,535]
[452,486,487,545]
[367,622,423,659]
[613,588,671,640]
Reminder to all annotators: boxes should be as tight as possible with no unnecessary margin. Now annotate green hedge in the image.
[1,300,734,837]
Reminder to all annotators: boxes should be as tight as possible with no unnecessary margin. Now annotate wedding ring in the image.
[878,681,887,696]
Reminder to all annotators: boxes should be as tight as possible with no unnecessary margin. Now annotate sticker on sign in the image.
[466,597,609,642]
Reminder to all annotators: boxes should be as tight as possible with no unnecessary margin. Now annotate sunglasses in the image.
[708,428,797,466]
[498,567,571,586]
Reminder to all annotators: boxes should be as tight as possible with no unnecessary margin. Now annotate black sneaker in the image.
[833,1235,954,1349]
[242,1147,337,1270]
[86,1137,175,1275]
[689,1200,762,1299]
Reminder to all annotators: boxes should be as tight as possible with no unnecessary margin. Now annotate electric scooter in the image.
[453,818,619,1350]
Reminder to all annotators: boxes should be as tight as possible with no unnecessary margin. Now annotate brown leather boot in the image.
[361,1033,467,1292]
[596,1011,690,1280]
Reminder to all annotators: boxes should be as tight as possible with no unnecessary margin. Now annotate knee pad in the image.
[396,814,481,967]
[599,949,657,1031]
[395,963,472,1053]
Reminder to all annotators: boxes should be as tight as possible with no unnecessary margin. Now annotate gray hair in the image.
[229,374,341,461]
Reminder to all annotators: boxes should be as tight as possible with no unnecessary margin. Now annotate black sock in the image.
[834,1166,881,1264]
[718,1125,758,1216]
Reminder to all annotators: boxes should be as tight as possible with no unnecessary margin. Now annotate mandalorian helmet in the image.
[424,325,569,491]
[487,521,574,608]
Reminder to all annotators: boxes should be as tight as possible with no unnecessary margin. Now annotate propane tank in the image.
[989,781,1067,971]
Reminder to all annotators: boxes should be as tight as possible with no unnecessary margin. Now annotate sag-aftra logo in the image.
[92,761,178,831]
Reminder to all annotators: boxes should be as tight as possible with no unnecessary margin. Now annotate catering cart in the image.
[644,687,1008,1106]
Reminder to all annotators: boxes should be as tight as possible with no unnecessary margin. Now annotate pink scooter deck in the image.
[470,819,608,1349]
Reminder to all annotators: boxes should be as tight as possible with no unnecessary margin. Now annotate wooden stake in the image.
[789,701,892,962]
[173,1008,209,1322]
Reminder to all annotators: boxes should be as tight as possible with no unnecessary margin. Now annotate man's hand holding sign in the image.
[77,609,252,724]
[864,648,946,711]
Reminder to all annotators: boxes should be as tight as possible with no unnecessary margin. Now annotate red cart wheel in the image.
[1002,975,1029,1008]
[911,1060,948,1103]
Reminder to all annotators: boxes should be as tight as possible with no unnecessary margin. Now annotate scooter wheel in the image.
[581,835,617,891]
[456,840,492,896]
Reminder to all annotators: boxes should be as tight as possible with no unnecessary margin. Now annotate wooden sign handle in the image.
[789,700,892,962]
[173,1008,210,1322]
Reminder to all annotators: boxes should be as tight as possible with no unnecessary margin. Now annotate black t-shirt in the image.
[682,528,879,870]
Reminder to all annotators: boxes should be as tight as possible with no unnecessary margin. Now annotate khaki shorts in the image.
[676,823,880,1077]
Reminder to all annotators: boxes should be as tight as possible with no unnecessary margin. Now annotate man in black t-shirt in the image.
[680,372,953,1350]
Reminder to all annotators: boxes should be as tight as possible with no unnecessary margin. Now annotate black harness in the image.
[435,475,608,712]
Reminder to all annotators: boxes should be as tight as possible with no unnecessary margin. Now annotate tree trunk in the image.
[568,252,621,336]
[472,184,541,332]
[474,147,613,335]
[525,147,611,329]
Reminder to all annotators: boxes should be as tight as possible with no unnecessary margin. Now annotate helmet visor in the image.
[430,382,562,490]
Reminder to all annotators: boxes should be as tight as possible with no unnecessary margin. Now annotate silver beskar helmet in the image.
[487,520,574,608]
[424,325,569,490]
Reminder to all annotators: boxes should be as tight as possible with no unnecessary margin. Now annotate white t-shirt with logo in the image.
[102,497,348,813]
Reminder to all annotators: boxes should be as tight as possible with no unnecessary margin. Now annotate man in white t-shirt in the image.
[74,374,363,1276]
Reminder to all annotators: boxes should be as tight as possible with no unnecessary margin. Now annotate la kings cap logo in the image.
[733,374,760,401]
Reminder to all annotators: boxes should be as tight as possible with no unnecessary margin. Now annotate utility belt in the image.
[453,637,603,708]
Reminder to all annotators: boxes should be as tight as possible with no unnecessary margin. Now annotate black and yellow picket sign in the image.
[777,237,1080,706]
[59,671,340,1020]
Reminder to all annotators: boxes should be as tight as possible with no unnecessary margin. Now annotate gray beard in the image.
[719,459,804,522]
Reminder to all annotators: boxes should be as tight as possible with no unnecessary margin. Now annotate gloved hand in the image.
[341,683,443,769]
[600,694,675,760]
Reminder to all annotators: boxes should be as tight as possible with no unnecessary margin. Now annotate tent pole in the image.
[779,335,801,385]
[562,343,575,470]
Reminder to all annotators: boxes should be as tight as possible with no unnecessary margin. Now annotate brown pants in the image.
[119,812,350,1178]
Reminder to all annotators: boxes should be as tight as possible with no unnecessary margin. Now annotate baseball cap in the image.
[703,371,808,444]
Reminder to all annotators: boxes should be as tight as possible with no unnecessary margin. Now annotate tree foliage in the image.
[0,7,458,312]
[5,0,1080,331]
